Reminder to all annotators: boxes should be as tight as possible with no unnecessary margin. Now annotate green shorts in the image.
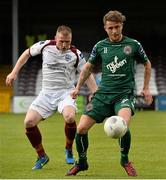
[84,92,136,123]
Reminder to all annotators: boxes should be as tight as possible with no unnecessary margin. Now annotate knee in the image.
[64,113,75,124]
[24,119,36,128]
[77,124,88,134]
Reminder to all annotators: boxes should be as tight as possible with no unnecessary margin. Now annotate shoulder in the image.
[123,36,141,46]
[95,38,108,47]
[30,40,52,56]
[70,45,85,59]
[41,40,56,47]
[70,45,78,52]
[31,40,51,49]
[91,38,108,53]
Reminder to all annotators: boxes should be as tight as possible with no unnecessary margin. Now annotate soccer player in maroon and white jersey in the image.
[6,25,97,170]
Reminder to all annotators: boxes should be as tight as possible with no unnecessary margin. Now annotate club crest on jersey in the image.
[65,54,72,61]
[123,45,132,55]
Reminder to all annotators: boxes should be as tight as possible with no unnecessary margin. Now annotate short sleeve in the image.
[29,40,50,56]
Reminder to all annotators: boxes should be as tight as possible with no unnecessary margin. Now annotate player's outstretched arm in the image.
[85,72,98,95]
[71,62,94,99]
[6,49,30,86]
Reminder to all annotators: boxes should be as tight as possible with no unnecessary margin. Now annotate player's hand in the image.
[6,73,17,86]
[140,89,153,105]
[70,88,79,99]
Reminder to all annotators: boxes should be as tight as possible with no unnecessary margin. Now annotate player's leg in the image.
[117,107,137,176]
[58,93,77,164]
[118,108,131,164]
[66,93,112,176]
[66,115,95,176]
[24,91,56,170]
[24,109,49,170]
[62,105,76,164]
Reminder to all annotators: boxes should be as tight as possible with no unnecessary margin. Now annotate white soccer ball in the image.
[104,116,127,139]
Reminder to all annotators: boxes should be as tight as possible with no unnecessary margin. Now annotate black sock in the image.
[119,129,131,165]
[75,133,88,163]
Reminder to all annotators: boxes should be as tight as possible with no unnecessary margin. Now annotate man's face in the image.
[104,21,123,42]
[55,32,72,51]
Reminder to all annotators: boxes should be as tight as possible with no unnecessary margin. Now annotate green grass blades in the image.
[0,111,166,179]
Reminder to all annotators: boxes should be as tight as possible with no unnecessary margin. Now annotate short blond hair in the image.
[56,25,72,36]
[103,10,126,24]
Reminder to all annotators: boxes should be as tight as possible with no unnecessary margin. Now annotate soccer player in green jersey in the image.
[66,10,153,177]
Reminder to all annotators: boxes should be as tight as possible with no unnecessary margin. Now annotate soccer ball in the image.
[104,116,127,139]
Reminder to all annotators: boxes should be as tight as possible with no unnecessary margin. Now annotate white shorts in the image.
[29,89,77,119]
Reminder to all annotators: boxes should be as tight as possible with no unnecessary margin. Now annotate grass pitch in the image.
[0,111,166,179]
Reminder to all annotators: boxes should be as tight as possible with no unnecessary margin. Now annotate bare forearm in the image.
[76,69,91,90]
[12,49,30,75]
[85,74,98,94]
[140,60,153,105]
[6,49,30,86]
[76,62,93,90]
[143,60,151,90]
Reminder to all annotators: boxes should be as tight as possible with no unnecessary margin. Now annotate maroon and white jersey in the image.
[29,40,86,92]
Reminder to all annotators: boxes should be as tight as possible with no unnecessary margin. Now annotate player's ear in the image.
[54,35,57,40]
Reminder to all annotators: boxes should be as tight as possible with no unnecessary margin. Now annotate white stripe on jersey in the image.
[29,40,86,92]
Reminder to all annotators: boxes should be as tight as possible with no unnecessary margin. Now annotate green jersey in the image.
[89,36,149,94]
